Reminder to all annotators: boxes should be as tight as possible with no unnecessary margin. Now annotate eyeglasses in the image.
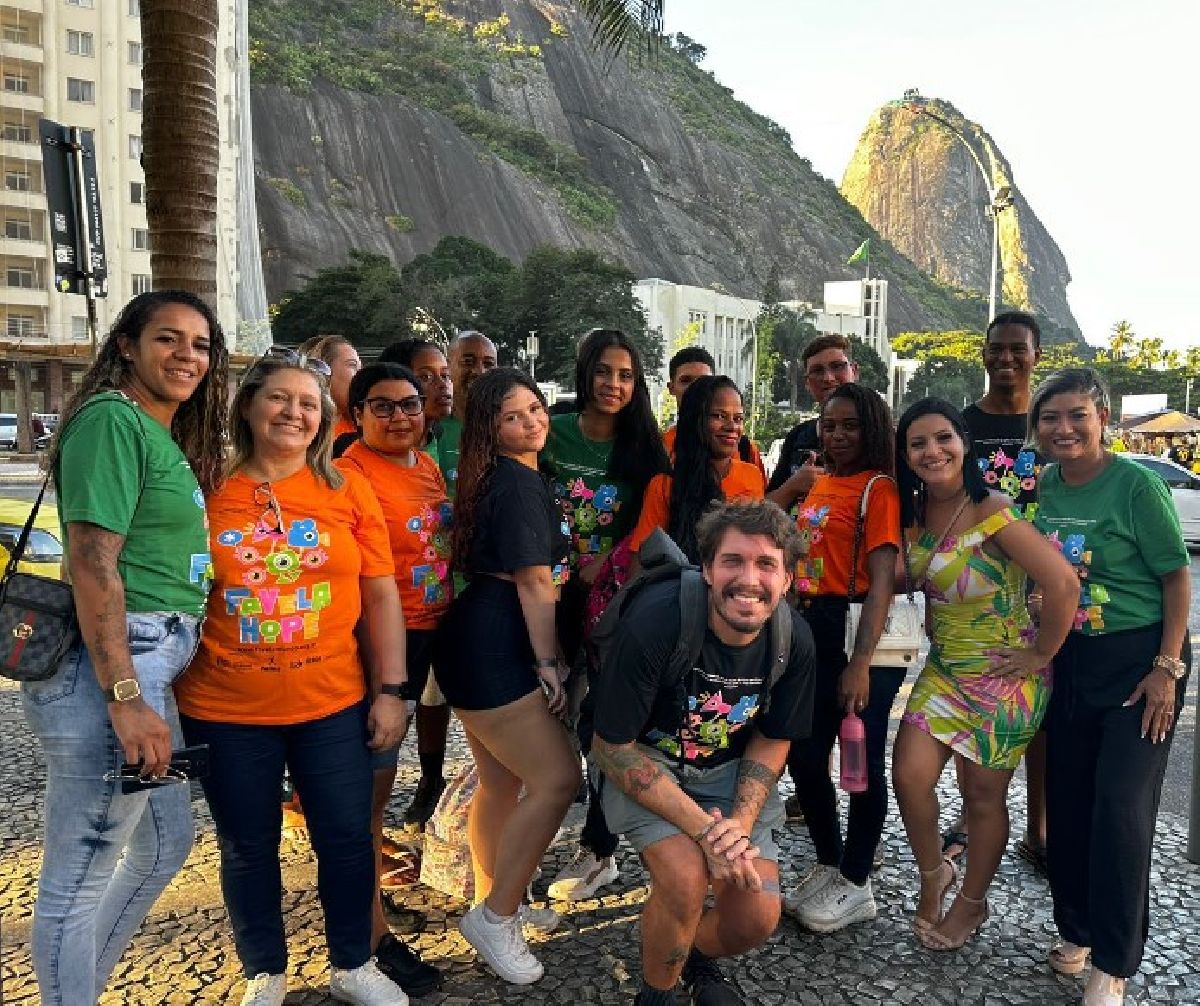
[364,395,425,419]
[806,360,852,380]
[253,481,285,535]
[251,345,333,379]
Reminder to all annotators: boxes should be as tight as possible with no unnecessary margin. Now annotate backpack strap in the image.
[759,602,793,715]
[669,568,707,683]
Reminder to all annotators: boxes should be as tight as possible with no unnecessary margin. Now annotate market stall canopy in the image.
[1127,411,1200,434]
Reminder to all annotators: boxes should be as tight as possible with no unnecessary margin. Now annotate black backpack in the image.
[588,528,794,757]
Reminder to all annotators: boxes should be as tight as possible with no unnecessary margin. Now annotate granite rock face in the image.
[250,0,983,331]
[841,97,1077,334]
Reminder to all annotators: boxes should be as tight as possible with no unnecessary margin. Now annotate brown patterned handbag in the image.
[0,476,78,682]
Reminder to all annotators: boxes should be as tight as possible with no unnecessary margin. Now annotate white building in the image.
[0,0,243,350]
[635,277,760,408]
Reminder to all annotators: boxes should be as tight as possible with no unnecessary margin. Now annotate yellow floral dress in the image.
[901,506,1050,770]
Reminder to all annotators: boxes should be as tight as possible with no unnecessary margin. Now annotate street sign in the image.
[39,118,108,299]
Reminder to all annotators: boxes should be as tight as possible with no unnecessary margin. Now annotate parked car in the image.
[0,496,63,579]
[0,415,51,452]
[1126,453,1200,549]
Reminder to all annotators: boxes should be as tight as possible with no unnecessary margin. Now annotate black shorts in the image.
[433,575,539,711]
[401,628,435,701]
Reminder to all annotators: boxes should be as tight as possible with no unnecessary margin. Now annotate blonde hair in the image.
[225,358,343,489]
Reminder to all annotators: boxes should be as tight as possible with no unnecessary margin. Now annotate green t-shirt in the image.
[435,416,462,500]
[1033,455,1187,635]
[57,392,212,616]
[546,413,638,574]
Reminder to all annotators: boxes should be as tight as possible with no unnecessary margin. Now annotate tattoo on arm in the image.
[69,523,134,688]
[593,743,665,798]
[732,758,780,820]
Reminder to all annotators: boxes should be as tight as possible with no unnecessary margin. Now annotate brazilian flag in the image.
[847,240,870,266]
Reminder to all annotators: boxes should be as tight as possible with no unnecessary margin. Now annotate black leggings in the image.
[1045,625,1190,978]
[787,598,905,885]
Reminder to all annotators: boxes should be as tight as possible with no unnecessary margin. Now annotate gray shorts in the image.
[595,746,785,862]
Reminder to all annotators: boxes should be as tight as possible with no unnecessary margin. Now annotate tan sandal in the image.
[916,892,989,951]
[914,858,959,931]
[1049,940,1091,976]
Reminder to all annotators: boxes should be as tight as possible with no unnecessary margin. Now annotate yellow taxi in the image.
[0,496,64,580]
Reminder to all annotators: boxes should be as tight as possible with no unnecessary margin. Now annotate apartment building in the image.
[0,0,242,410]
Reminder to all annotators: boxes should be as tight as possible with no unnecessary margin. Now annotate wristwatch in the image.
[380,683,409,699]
[104,678,142,703]
[1152,655,1186,680]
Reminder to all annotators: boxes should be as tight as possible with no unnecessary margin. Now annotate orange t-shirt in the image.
[795,470,900,598]
[337,441,452,630]
[629,458,766,552]
[662,426,767,484]
[333,415,357,439]
[175,467,394,725]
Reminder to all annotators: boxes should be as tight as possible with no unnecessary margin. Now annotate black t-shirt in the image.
[469,456,570,583]
[962,404,1042,518]
[594,580,815,768]
[766,418,821,493]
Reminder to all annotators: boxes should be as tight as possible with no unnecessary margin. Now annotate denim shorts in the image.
[595,745,785,862]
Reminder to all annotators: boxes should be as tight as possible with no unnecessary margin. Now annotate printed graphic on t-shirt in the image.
[645,666,762,765]
[794,504,830,594]
[553,514,572,587]
[1044,528,1109,631]
[214,513,332,645]
[975,443,1041,519]
[190,485,213,592]
[407,500,453,607]
[555,476,622,569]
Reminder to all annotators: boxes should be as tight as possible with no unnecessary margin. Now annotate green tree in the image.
[1106,320,1135,361]
[759,306,818,406]
[891,330,985,362]
[271,251,405,346]
[578,0,666,52]
[1131,336,1164,370]
[849,337,888,394]
[902,357,984,410]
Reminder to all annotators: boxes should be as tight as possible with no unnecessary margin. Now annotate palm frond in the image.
[575,0,665,54]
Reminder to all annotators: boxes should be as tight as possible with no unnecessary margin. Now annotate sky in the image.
[663,0,1197,351]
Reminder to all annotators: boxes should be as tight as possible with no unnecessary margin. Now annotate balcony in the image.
[0,235,44,257]
[0,285,48,308]
[0,90,43,112]
[0,137,40,160]
[0,188,46,211]
[2,0,44,12]
[0,40,43,64]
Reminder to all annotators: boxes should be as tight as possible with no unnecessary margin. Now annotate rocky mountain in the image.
[248,0,985,332]
[841,97,1077,336]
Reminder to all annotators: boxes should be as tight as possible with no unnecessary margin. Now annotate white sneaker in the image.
[459,903,544,985]
[782,863,839,919]
[797,875,877,933]
[519,901,561,933]
[547,850,619,901]
[1082,967,1126,1006]
[329,958,409,1005]
[241,973,286,1006]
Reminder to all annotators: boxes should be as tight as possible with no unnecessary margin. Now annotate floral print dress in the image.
[901,506,1050,770]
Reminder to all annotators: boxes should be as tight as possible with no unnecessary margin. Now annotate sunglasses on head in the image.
[363,395,425,419]
[248,345,333,380]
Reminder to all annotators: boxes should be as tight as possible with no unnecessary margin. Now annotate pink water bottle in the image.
[839,713,868,793]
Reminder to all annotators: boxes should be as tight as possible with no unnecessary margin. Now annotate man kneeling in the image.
[592,500,815,1006]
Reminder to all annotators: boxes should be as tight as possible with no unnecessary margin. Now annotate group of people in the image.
[19,293,1189,1006]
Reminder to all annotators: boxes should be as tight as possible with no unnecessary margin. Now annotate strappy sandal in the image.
[1049,940,1091,976]
[916,893,989,951]
[1015,837,1049,877]
[914,858,959,932]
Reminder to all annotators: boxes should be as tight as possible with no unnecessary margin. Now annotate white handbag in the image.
[844,474,923,667]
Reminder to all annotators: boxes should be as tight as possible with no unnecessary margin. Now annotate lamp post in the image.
[518,330,539,381]
[899,91,1014,325]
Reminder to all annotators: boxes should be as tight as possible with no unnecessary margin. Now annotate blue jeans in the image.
[180,701,375,976]
[21,612,200,1006]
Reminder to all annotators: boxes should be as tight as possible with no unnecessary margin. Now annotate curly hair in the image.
[226,358,343,490]
[822,383,894,478]
[50,290,229,494]
[379,338,442,368]
[451,367,548,572]
[571,328,669,495]
[895,398,989,528]
[669,375,741,563]
[696,498,805,570]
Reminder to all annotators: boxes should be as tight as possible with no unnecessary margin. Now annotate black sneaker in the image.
[681,951,745,1006]
[374,932,441,997]
[403,776,446,828]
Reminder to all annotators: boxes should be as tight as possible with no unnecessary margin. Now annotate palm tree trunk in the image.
[140,0,220,306]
